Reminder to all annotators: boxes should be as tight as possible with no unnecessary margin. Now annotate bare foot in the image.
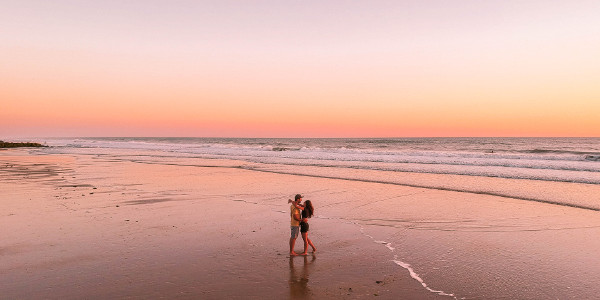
[290,252,299,256]
[300,252,308,256]
[312,248,317,252]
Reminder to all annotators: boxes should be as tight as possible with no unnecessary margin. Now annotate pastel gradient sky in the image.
[2,1,599,138]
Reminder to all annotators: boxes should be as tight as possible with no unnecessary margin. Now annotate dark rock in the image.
[0,141,47,148]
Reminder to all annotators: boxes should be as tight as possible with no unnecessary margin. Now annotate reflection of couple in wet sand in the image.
[289,253,316,299]
[289,194,317,256]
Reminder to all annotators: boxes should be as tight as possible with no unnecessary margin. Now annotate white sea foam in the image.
[392,258,458,298]
[359,227,458,299]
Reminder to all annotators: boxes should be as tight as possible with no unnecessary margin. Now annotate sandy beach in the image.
[2,148,600,299]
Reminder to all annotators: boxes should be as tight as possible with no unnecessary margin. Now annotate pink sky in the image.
[2,1,599,138]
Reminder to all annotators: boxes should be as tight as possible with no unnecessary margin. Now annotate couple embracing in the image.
[289,194,317,256]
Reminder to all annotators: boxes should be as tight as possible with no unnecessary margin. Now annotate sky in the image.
[1,0,599,138]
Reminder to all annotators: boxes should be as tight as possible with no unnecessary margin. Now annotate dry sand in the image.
[1,149,600,299]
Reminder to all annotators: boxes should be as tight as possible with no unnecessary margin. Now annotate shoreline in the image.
[33,144,600,210]
[57,148,600,211]
[2,149,600,299]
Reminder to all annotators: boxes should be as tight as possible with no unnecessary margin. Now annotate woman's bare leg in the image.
[307,236,316,252]
[301,232,309,255]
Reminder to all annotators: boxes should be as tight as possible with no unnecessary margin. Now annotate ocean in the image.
[39,137,600,185]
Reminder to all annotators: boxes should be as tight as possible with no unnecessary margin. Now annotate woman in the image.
[299,200,316,255]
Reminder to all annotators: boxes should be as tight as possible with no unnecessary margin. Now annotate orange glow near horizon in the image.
[2,1,600,138]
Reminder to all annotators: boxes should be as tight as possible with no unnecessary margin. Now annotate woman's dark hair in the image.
[304,200,314,218]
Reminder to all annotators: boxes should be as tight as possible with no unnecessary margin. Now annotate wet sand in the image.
[1,149,600,299]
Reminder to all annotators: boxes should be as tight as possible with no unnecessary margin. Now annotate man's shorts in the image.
[290,226,300,239]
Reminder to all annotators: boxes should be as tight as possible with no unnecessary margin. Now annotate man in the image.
[289,194,303,256]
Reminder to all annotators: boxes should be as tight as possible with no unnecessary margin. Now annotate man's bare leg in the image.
[289,237,298,256]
